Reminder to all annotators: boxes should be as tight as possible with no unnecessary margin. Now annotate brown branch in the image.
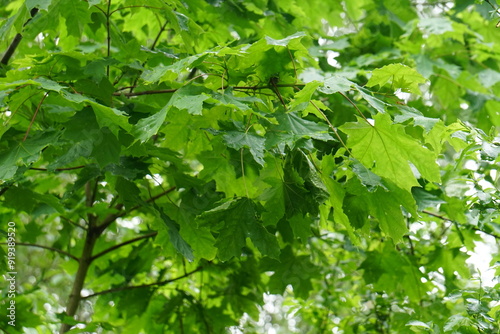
[128,16,170,95]
[113,88,177,97]
[97,186,176,231]
[29,165,86,171]
[1,242,78,262]
[270,77,288,110]
[81,266,203,299]
[115,83,306,97]
[309,100,351,154]
[422,210,500,240]
[1,8,39,65]
[60,216,87,231]
[106,0,112,78]
[337,91,371,124]
[287,46,298,83]
[0,185,11,197]
[90,231,157,261]
[59,229,99,334]
[23,92,49,141]
[150,18,169,51]
[484,0,500,16]
[110,5,164,16]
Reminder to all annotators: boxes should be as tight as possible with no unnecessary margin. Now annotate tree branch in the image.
[110,5,164,16]
[337,91,371,124]
[106,0,112,78]
[90,231,157,262]
[30,165,86,171]
[97,186,176,231]
[309,100,351,154]
[422,210,500,240]
[113,88,177,97]
[114,83,306,97]
[60,216,87,231]
[0,185,11,197]
[0,242,78,262]
[81,266,203,299]
[127,16,169,95]
[1,8,39,65]
[59,229,99,333]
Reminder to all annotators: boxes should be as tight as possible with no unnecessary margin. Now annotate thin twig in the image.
[110,5,164,16]
[286,46,298,83]
[337,91,371,124]
[97,186,176,231]
[113,88,177,96]
[151,18,169,51]
[90,232,157,261]
[106,0,112,77]
[270,77,288,110]
[30,165,86,171]
[115,83,306,97]
[309,100,351,154]
[23,92,49,141]
[60,216,87,231]
[422,210,500,240]
[128,17,170,95]
[0,242,78,262]
[484,0,500,16]
[81,266,203,299]
[240,148,249,198]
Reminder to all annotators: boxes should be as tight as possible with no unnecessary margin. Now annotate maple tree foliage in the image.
[0,0,499,333]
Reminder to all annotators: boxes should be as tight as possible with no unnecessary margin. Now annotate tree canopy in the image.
[0,0,499,333]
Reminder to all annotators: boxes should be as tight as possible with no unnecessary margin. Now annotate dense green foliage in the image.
[0,0,499,333]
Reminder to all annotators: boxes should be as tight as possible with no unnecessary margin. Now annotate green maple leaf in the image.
[60,91,131,135]
[265,31,307,46]
[153,203,194,262]
[366,63,426,94]
[130,105,168,143]
[197,198,280,260]
[167,85,211,115]
[211,90,263,111]
[0,131,60,180]
[318,75,353,94]
[267,111,333,148]
[261,246,320,299]
[91,128,121,167]
[223,131,266,166]
[339,113,441,191]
